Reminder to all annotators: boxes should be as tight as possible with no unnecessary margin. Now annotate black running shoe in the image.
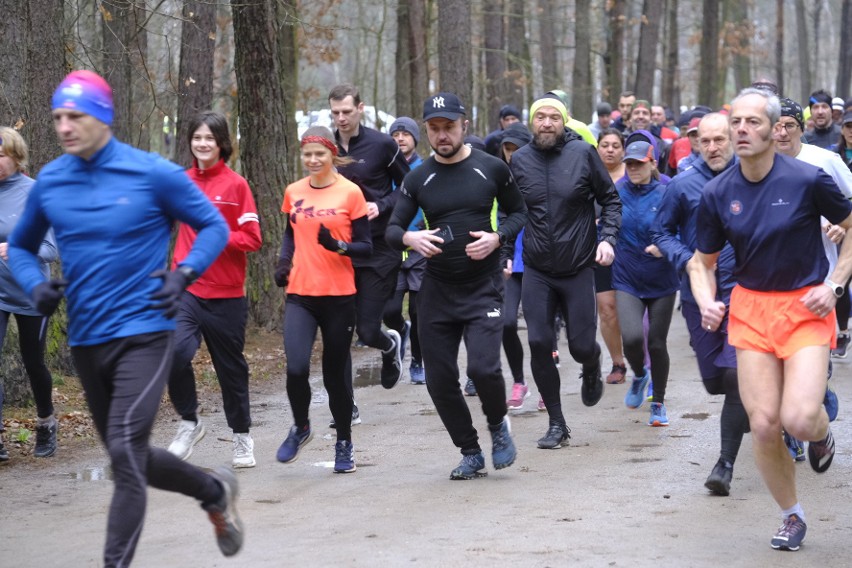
[704,458,733,496]
[808,428,835,473]
[34,418,58,458]
[770,513,806,551]
[580,360,604,407]
[380,329,403,389]
[537,420,571,449]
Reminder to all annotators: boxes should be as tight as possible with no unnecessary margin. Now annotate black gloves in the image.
[317,224,349,255]
[150,269,189,318]
[32,279,68,316]
[274,258,290,288]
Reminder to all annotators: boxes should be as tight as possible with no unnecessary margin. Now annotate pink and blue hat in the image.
[51,70,114,125]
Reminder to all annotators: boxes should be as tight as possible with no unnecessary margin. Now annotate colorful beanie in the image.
[51,70,114,125]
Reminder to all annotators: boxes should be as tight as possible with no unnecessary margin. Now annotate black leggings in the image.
[284,294,356,440]
[72,332,222,568]
[0,311,54,424]
[503,273,525,383]
[383,288,421,363]
[615,291,676,403]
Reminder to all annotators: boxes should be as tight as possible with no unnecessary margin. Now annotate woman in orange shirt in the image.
[274,126,372,473]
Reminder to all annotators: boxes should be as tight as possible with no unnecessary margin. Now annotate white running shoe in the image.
[167,419,206,460]
[232,433,256,468]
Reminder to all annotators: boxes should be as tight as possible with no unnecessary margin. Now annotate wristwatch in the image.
[335,240,349,255]
[825,279,844,298]
[177,265,200,284]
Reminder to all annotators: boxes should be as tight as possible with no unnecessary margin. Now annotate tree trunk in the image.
[437,0,472,105]
[634,0,663,100]
[101,1,149,149]
[605,0,626,101]
[0,0,69,406]
[395,0,414,118]
[483,0,507,130]
[775,0,785,96]
[0,1,28,130]
[506,0,529,108]
[728,0,751,94]
[408,0,429,154]
[538,0,558,92]
[795,0,811,102]
[661,0,679,111]
[698,0,720,108]
[838,0,852,99]
[175,1,216,169]
[232,0,296,329]
[572,0,592,121]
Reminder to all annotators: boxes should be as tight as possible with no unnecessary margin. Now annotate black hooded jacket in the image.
[509,128,621,276]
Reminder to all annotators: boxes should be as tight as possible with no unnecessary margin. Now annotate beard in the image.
[533,131,559,150]
[432,139,464,159]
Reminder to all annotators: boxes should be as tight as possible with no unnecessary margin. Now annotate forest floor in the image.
[2,315,852,567]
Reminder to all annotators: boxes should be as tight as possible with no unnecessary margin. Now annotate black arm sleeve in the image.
[275,221,295,287]
[345,216,373,259]
[495,168,528,244]
[385,182,420,250]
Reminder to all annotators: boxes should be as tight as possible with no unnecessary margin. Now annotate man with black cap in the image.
[386,92,527,480]
[588,102,612,139]
[8,70,240,565]
[384,116,426,384]
[327,84,410,408]
[805,89,842,149]
[484,104,522,156]
[509,93,621,449]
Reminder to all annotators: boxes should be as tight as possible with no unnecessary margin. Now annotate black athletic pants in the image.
[384,288,421,363]
[522,266,600,416]
[503,273,525,383]
[168,292,251,432]
[0,311,54,425]
[417,273,508,455]
[284,294,356,441]
[72,331,222,568]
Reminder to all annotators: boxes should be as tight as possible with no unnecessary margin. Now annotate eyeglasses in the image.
[775,122,799,133]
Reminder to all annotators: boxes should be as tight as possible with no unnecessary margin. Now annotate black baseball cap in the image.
[423,92,466,121]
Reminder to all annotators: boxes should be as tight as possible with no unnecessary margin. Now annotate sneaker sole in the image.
[168,425,207,461]
[34,446,57,458]
[649,421,669,427]
[381,329,403,389]
[537,440,568,449]
[450,470,488,480]
[704,478,730,496]
[333,465,357,474]
[233,458,256,468]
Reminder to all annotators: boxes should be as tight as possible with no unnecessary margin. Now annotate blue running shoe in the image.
[770,513,807,551]
[824,385,839,422]
[450,452,487,480]
[409,361,426,385]
[648,402,669,426]
[646,379,654,401]
[464,377,477,396]
[783,431,806,462]
[276,424,313,463]
[334,440,356,473]
[489,417,517,470]
[625,373,651,409]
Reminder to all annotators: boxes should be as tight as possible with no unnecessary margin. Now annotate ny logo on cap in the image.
[432,96,445,109]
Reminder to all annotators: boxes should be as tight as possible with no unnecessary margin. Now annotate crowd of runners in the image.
[1,69,851,565]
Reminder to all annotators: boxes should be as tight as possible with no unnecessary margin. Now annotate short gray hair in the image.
[732,87,781,125]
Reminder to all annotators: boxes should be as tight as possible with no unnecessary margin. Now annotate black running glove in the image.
[274,258,290,288]
[149,269,190,319]
[32,279,68,316]
[317,223,349,255]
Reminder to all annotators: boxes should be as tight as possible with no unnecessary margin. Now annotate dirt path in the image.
[2,315,851,567]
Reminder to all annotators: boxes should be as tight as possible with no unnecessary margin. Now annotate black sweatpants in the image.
[168,292,251,432]
[522,266,600,421]
[284,294,356,441]
[503,273,525,383]
[417,273,508,455]
[72,331,222,568]
[616,291,676,403]
[0,311,54,425]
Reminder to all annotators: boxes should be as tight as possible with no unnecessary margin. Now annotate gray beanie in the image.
[389,116,420,146]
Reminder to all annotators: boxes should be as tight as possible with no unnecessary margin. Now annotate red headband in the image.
[301,135,338,156]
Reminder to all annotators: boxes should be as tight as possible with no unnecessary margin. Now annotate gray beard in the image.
[534,132,559,150]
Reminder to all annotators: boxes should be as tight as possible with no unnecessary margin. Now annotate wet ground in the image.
[2,313,852,567]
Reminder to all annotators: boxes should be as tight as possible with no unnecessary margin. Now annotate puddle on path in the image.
[63,466,112,481]
[353,363,381,388]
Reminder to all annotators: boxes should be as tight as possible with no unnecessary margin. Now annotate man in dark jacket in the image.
[509,94,621,449]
